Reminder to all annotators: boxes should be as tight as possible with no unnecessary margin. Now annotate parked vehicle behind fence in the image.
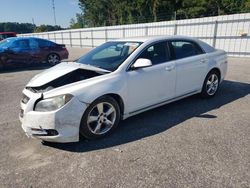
[0,32,16,41]
[0,37,68,70]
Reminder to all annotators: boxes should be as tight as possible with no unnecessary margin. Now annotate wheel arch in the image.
[47,52,61,61]
[207,67,221,82]
[102,93,125,118]
[84,93,125,118]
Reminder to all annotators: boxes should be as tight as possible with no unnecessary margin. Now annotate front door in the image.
[126,41,176,113]
[8,39,32,66]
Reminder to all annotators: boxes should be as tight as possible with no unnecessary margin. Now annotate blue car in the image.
[0,37,69,70]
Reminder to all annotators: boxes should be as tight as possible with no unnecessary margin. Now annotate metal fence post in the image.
[104,28,108,42]
[80,31,82,47]
[91,30,94,47]
[69,31,72,47]
[47,33,50,40]
[145,26,148,36]
[54,32,56,42]
[122,27,125,38]
[213,21,218,47]
[61,32,64,44]
[174,23,178,35]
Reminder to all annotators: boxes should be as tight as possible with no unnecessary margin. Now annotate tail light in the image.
[58,44,66,48]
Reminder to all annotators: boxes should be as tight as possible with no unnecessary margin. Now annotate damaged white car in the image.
[20,36,227,143]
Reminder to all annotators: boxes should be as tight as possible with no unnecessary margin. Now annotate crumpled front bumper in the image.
[20,89,87,143]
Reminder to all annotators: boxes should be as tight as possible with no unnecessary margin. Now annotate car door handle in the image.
[200,59,208,63]
[165,65,175,71]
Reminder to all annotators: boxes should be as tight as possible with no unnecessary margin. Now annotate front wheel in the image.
[80,96,121,139]
[47,53,60,66]
[201,70,220,98]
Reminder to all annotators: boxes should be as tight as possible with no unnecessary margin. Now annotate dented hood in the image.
[27,62,110,87]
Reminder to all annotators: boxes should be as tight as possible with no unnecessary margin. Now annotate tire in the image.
[200,70,220,98]
[0,60,4,71]
[80,96,121,139]
[47,53,60,66]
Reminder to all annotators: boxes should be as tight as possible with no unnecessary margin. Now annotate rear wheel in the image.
[0,61,4,70]
[0,56,6,70]
[80,96,121,139]
[201,70,220,98]
[47,53,60,65]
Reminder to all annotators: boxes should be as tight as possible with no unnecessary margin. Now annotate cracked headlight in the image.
[35,94,73,112]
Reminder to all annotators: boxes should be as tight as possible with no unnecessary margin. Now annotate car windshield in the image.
[77,41,142,71]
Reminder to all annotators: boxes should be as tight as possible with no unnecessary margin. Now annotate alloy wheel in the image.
[47,54,60,65]
[206,74,219,96]
[87,102,116,135]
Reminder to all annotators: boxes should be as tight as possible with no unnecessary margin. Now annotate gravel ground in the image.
[0,49,249,188]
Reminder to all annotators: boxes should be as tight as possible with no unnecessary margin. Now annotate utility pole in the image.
[32,18,35,32]
[52,0,57,25]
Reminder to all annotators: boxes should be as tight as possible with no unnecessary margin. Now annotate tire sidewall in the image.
[80,96,121,139]
[0,60,4,70]
[47,53,60,65]
[201,70,220,98]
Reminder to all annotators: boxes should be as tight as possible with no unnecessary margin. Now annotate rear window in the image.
[36,39,55,48]
[170,40,204,59]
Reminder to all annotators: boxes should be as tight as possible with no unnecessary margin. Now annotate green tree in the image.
[72,0,248,27]
[244,0,250,11]
[34,25,63,33]
[0,22,35,33]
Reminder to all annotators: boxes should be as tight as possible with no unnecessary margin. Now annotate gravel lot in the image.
[0,48,250,188]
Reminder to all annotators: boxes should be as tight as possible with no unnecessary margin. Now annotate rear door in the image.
[37,39,52,61]
[169,40,207,96]
[29,38,41,63]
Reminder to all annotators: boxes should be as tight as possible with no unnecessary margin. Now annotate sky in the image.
[0,0,81,28]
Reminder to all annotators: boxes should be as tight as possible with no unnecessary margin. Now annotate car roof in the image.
[112,35,200,43]
[3,37,50,41]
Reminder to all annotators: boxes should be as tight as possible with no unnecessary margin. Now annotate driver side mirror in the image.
[131,58,152,70]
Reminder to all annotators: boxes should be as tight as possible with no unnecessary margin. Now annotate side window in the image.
[170,40,204,59]
[37,39,50,48]
[29,39,39,49]
[137,41,170,65]
[11,39,29,49]
[48,41,56,47]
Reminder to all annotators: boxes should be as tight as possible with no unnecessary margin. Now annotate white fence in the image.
[19,13,250,57]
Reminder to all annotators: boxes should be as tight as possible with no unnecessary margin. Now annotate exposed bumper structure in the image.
[20,89,87,143]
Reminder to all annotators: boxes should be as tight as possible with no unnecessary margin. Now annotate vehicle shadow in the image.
[43,80,250,152]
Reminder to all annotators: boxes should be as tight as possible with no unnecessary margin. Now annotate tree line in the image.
[0,22,64,34]
[1,1,249,33]
[70,0,250,28]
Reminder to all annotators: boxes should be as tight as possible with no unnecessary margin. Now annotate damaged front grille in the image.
[26,69,102,93]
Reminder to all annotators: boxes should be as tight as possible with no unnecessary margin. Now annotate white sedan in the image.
[20,36,227,143]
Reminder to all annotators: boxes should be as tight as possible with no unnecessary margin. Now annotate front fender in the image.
[74,74,127,105]
[43,73,127,107]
